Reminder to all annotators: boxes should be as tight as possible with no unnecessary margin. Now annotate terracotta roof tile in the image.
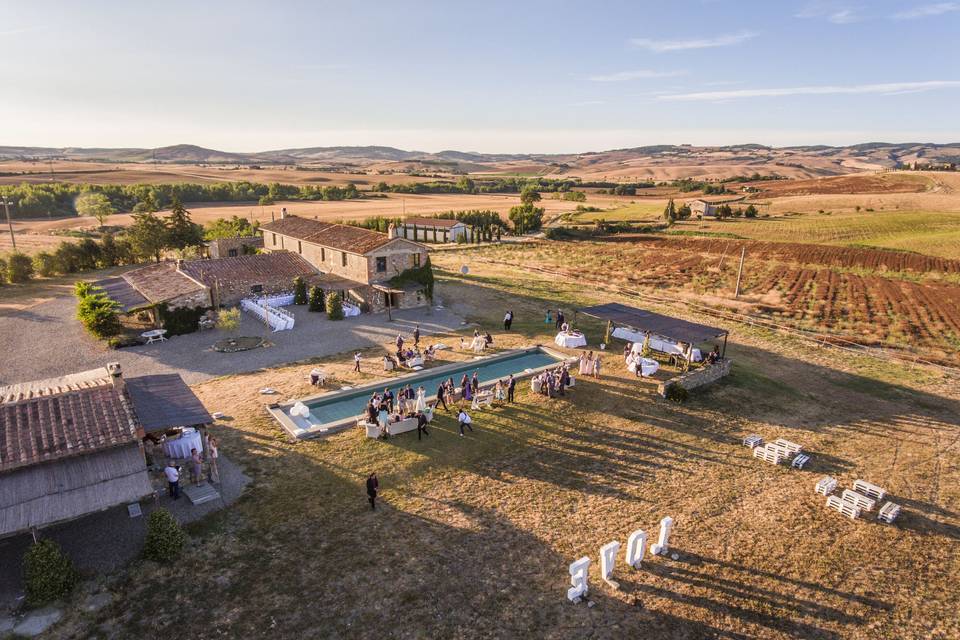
[260,216,396,255]
[179,252,320,287]
[402,217,462,229]
[122,262,206,304]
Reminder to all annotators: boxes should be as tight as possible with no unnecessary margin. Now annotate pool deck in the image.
[268,345,578,439]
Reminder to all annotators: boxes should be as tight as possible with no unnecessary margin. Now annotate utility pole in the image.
[2,197,15,252]
[734,247,746,298]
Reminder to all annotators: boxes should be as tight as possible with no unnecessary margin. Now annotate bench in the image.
[387,417,419,436]
[841,488,876,512]
[753,445,787,465]
[827,495,861,520]
[877,501,901,524]
[743,434,764,449]
[815,476,837,496]
[853,479,886,502]
[791,453,811,469]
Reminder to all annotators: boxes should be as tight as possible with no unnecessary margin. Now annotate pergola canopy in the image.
[580,302,728,345]
[125,374,212,433]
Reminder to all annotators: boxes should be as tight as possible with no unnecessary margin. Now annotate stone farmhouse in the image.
[688,196,747,218]
[398,216,472,243]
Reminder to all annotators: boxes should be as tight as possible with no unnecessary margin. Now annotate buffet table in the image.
[554,331,587,349]
[162,428,203,459]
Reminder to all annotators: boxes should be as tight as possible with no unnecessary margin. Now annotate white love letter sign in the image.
[625,529,648,568]
[650,516,674,556]
[600,541,621,588]
[567,556,591,602]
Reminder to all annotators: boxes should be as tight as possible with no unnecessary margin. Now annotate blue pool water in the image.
[304,349,561,425]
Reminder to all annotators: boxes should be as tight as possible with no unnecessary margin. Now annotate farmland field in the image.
[454,240,960,365]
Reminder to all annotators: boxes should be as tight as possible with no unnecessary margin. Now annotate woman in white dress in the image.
[494,380,505,404]
[580,351,592,376]
[414,386,427,413]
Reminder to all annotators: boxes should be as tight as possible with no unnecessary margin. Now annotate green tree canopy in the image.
[520,187,542,206]
[165,198,204,250]
[128,212,169,263]
[75,192,115,228]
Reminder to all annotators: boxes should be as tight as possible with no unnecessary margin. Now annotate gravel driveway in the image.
[0,294,465,386]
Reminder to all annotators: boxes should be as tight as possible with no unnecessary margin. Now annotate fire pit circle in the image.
[213,336,264,353]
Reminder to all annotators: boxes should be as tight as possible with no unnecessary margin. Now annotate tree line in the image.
[0,180,362,218]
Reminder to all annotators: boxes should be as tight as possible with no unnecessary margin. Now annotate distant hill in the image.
[1,142,958,180]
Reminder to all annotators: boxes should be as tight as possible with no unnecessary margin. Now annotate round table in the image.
[554,332,587,349]
[141,329,167,344]
[163,429,203,459]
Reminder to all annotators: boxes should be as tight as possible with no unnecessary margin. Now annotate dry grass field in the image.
[44,258,960,639]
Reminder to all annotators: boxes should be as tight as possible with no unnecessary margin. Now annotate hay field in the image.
[47,261,960,639]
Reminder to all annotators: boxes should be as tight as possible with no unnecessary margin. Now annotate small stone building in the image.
[398,217,472,243]
[206,236,263,258]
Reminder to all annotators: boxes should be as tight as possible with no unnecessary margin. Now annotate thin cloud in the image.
[827,9,861,23]
[630,31,757,53]
[796,2,864,23]
[658,80,960,101]
[892,2,959,18]
[588,69,686,82]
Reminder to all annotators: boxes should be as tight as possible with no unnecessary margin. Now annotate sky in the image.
[1,0,959,153]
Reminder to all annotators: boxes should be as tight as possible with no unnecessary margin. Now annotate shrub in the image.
[74,281,94,298]
[23,539,79,606]
[76,289,122,338]
[308,286,325,312]
[0,257,6,285]
[32,251,58,277]
[292,276,308,305]
[7,252,34,283]
[143,508,186,562]
[664,384,689,404]
[107,334,143,349]
[216,307,241,333]
[325,291,344,320]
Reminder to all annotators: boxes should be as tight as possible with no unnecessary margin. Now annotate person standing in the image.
[507,374,516,403]
[207,436,220,484]
[494,379,505,404]
[457,408,473,437]
[545,309,552,325]
[503,310,513,331]
[190,448,203,486]
[555,309,565,330]
[354,352,362,373]
[413,324,420,347]
[471,371,479,395]
[396,334,404,351]
[416,412,430,440]
[366,472,379,510]
[164,461,180,500]
[383,387,394,412]
[436,382,449,411]
[592,353,602,379]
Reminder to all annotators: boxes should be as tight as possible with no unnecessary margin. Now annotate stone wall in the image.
[166,288,213,310]
[657,358,732,397]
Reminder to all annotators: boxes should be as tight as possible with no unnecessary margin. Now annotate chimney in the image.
[387,223,399,239]
[281,207,287,219]
[107,362,125,391]
[176,259,184,270]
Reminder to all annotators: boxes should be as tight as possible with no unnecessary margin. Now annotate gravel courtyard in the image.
[0,292,465,385]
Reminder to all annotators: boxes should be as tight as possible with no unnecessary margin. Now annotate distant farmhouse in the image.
[97,215,431,319]
[205,235,263,259]
[688,196,747,218]
[0,364,210,538]
[398,217,473,243]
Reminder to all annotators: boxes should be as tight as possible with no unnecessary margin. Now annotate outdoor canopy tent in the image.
[579,302,729,356]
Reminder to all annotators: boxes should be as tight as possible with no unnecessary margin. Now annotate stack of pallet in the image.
[815,476,837,496]
[878,501,901,523]
[743,434,764,449]
[753,438,804,466]
[823,479,893,522]
[826,495,861,519]
[753,444,788,464]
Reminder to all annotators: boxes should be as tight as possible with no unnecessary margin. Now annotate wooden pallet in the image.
[815,476,837,496]
[753,446,786,465]
[853,479,886,502]
[743,434,764,449]
[841,488,876,512]
[827,495,861,519]
[877,501,901,523]
[791,453,810,469]
[772,438,803,455]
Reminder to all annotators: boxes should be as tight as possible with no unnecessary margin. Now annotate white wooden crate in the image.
[841,488,876,512]
[853,479,886,502]
[753,446,786,465]
[772,438,803,455]
[791,453,810,469]
[877,501,901,524]
[815,476,837,496]
[827,495,861,519]
[743,434,764,449]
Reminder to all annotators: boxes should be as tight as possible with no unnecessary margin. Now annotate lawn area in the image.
[44,259,960,639]
[680,210,960,259]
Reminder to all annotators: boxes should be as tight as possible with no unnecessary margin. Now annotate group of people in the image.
[366,385,431,438]
[162,435,220,501]
[532,364,572,398]
[577,351,602,379]
[461,328,494,353]
[546,308,566,329]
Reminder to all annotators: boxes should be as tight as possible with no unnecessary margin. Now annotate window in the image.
[251,284,263,294]
[376,257,387,273]
[228,248,238,257]
[272,233,277,245]
[321,248,326,261]
[413,253,421,267]
[341,252,348,267]
[298,241,302,254]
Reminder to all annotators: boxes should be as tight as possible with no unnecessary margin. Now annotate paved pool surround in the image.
[268,345,578,439]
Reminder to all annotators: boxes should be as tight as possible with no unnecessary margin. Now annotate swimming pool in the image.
[269,346,574,438]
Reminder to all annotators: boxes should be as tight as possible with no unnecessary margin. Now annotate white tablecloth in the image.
[554,332,587,348]
[343,303,361,317]
[163,429,203,459]
[628,357,660,377]
[627,334,701,361]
